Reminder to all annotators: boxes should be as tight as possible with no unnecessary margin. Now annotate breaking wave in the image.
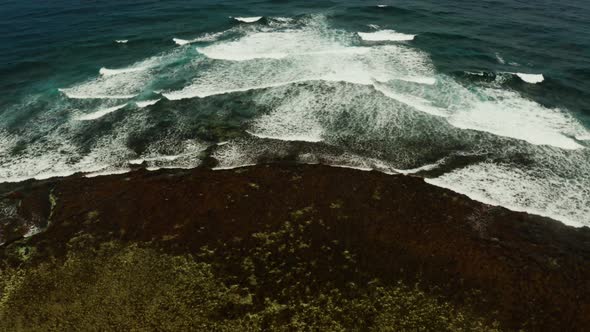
[76,103,128,121]
[2,14,589,226]
[514,73,544,84]
[99,66,149,76]
[233,16,263,23]
[358,30,415,41]
[173,31,225,45]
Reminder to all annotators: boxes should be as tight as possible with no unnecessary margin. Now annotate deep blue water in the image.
[1,0,589,225]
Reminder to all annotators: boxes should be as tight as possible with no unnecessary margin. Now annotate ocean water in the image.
[1,0,589,226]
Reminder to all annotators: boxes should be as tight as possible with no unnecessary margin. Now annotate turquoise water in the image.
[1,0,589,225]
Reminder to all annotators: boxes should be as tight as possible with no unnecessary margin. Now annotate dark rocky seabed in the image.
[0,164,589,331]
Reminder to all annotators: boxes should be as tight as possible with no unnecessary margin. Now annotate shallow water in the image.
[1,0,589,226]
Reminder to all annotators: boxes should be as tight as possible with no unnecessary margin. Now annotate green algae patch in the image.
[0,243,249,331]
[372,187,382,201]
[330,200,343,209]
[47,190,58,224]
[290,206,313,220]
[86,210,100,221]
[15,246,35,262]
[0,212,501,331]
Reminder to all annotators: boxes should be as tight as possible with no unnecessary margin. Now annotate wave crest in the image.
[233,16,263,23]
[358,30,415,42]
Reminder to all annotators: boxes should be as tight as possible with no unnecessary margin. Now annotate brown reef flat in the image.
[1,164,589,331]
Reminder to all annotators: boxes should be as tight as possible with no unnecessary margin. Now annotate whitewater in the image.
[0,13,588,226]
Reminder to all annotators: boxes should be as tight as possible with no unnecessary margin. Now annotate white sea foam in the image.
[72,17,585,155]
[247,131,323,143]
[85,168,131,178]
[178,22,582,151]
[131,140,208,170]
[514,73,544,84]
[233,16,263,23]
[444,84,583,149]
[0,123,137,183]
[163,80,305,100]
[129,155,183,164]
[60,51,177,101]
[58,88,136,99]
[358,30,415,42]
[0,110,210,183]
[198,45,373,62]
[173,32,224,46]
[0,130,17,157]
[377,5,388,8]
[173,38,191,46]
[195,27,349,61]
[76,103,127,121]
[392,160,444,175]
[211,135,400,174]
[198,47,288,61]
[168,22,433,99]
[394,76,436,85]
[180,17,587,158]
[273,17,293,22]
[247,88,325,142]
[24,225,42,238]
[247,81,463,173]
[99,66,148,76]
[373,83,448,117]
[298,152,399,175]
[115,40,128,44]
[166,43,431,100]
[6,15,590,228]
[211,139,265,170]
[495,52,505,64]
[373,71,585,150]
[426,162,590,227]
[136,99,161,108]
[59,74,145,99]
